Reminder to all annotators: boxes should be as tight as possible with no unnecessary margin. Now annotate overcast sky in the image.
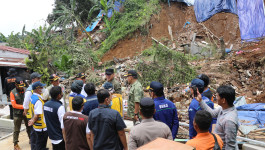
[0,0,54,36]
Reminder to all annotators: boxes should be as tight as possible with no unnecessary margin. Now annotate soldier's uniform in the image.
[109,78,122,94]
[127,80,144,119]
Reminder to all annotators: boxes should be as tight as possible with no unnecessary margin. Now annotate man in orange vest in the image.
[10,77,31,150]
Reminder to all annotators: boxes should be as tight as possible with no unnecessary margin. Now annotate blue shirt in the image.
[188,96,214,139]
[153,97,179,140]
[82,95,99,116]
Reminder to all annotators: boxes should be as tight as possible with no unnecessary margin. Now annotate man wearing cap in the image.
[43,74,67,110]
[75,72,87,97]
[22,72,41,148]
[69,80,86,111]
[44,86,66,150]
[103,82,123,117]
[89,89,128,150]
[28,81,48,150]
[148,81,179,140]
[129,97,172,150]
[188,78,214,139]
[125,70,143,124]
[105,68,121,94]
[10,77,31,150]
[23,72,42,120]
[3,68,17,119]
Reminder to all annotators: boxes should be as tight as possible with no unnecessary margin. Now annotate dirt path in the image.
[0,130,52,150]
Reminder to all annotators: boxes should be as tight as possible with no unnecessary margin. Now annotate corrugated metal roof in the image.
[0,45,30,55]
[0,57,27,68]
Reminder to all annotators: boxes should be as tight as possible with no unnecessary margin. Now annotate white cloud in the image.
[0,0,54,36]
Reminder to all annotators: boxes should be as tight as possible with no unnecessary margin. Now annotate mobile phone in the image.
[192,85,197,97]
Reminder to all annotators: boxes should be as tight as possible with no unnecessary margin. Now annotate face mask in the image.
[108,101,113,107]
[41,88,46,94]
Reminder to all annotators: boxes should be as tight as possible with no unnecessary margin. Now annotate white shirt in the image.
[23,90,32,109]
[81,84,87,97]
[61,111,90,134]
[32,93,47,132]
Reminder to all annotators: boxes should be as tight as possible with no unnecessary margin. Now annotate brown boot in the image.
[14,144,21,150]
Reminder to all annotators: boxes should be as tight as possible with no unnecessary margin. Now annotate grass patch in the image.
[95,0,160,58]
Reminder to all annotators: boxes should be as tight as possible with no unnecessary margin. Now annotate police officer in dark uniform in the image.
[3,68,17,120]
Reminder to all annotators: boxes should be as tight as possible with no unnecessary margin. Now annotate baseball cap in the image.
[71,80,83,91]
[140,97,155,109]
[147,81,163,93]
[76,73,86,79]
[49,74,60,81]
[7,68,17,76]
[105,69,114,75]
[32,81,46,90]
[103,82,114,91]
[190,79,204,92]
[15,77,26,87]
[30,72,42,80]
[124,70,137,77]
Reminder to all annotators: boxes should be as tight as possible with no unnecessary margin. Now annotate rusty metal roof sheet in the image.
[0,45,30,55]
[0,57,27,68]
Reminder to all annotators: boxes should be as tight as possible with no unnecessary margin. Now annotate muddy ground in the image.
[101,2,241,62]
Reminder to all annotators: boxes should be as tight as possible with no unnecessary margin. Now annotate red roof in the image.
[0,45,30,55]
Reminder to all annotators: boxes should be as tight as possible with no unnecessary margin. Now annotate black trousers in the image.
[31,129,48,150]
[52,140,65,150]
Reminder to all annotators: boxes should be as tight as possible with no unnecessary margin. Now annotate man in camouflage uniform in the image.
[105,68,122,94]
[125,70,143,125]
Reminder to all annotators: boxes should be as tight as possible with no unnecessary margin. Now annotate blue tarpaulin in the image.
[237,103,265,111]
[237,0,265,42]
[171,0,195,6]
[86,0,124,32]
[237,103,265,128]
[194,0,237,22]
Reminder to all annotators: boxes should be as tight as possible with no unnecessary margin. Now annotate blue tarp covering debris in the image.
[194,0,237,22]
[86,0,124,32]
[171,0,195,6]
[237,0,265,42]
[237,103,265,128]
[237,103,265,111]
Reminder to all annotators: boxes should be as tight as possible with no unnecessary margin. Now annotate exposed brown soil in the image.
[101,2,240,62]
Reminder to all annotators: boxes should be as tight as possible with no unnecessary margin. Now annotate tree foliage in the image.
[47,0,98,25]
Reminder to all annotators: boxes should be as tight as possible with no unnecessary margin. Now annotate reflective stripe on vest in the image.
[26,90,34,119]
[30,94,46,129]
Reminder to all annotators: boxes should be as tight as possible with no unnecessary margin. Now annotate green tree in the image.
[52,0,95,45]
[25,49,50,84]
[0,32,7,42]
[47,0,98,25]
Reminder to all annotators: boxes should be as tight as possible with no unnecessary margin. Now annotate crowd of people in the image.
[3,68,239,150]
